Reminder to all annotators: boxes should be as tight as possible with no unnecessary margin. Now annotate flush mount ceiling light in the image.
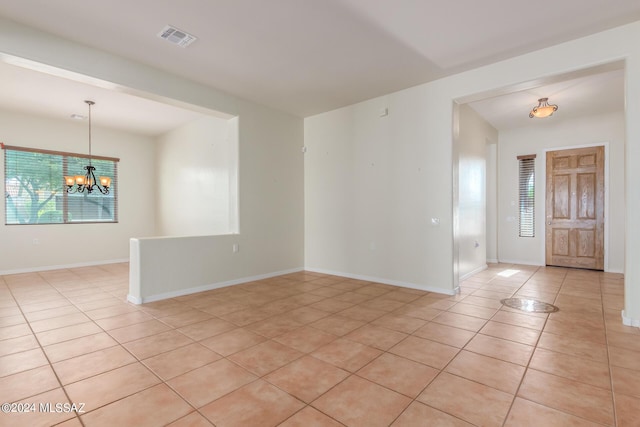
[64,100,111,194]
[529,97,558,118]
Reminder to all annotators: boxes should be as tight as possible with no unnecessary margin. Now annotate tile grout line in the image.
[1,265,632,426]
[101,277,353,425]
[222,283,447,425]
[601,273,619,427]
[175,275,372,425]
[160,266,551,425]
[69,293,207,424]
[498,265,560,427]
[41,270,160,425]
[4,270,86,427]
[388,265,536,426]
[550,271,619,426]
[32,270,202,425]
[504,268,615,427]
[89,305,216,423]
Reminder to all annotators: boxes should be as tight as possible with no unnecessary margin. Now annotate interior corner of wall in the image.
[622,310,640,328]
[126,294,142,305]
[128,238,142,304]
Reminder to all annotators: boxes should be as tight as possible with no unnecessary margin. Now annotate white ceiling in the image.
[0,0,637,131]
[467,66,625,130]
[0,60,209,136]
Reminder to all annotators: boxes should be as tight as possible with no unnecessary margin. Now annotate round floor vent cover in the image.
[500,298,559,313]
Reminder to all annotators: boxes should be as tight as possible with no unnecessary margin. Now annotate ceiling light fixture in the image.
[529,97,558,118]
[64,100,111,194]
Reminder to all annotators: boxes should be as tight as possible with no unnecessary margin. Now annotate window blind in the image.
[3,144,119,225]
[518,155,536,237]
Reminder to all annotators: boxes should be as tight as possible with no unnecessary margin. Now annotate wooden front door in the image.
[545,146,604,270]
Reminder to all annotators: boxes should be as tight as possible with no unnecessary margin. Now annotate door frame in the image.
[542,142,610,271]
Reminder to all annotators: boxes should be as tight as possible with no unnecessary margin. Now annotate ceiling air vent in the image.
[157,25,197,48]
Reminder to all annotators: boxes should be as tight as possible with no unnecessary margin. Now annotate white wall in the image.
[457,104,498,279]
[4,17,640,324]
[305,21,640,323]
[305,89,456,293]
[1,18,305,300]
[156,116,238,237]
[497,112,625,272]
[0,109,156,273]
[131,106,304,302]
[486,142,498,263]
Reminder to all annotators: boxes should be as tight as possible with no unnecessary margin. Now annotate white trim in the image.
[0,258,129,276]
[621,310,640,328]
[460,264,488,281]
[493,259,623,273]
[543,143,610,271]
[494,259,544,267]
[127,294,142,305]
[128,267,304,304]
[304,267,456,296]
[486,258,499,264]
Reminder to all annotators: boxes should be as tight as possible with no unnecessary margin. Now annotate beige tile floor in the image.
[0,263,639,426]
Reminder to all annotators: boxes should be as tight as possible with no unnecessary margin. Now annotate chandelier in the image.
[529,97,558,118]
[64,100,111,194]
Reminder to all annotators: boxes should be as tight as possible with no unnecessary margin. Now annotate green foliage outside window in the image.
[4,146,117,225]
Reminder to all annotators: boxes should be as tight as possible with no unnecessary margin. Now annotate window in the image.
[3,144,118,224]
[518,154,536,237]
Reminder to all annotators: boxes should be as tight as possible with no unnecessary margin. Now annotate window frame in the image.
[517,154,536,238]
[3,143,119,225]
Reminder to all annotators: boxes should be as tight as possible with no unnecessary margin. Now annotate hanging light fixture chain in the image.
[64,100,110,195]
[86,100,94,167]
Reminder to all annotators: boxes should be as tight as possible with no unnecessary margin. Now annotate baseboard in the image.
[128,267,304,304]
[126,294,142,305]
[0,258,129,276]
[494,259,624,274]
[304,267,456,296]
[494,259,544,267]
[622,310,640,328]
[459,264,488,281]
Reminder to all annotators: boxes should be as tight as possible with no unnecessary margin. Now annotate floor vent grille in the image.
[500,298,559,313]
